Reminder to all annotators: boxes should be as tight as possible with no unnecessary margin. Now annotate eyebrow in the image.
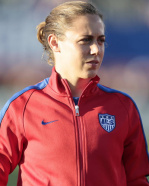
[99,35,105,38]
[82,34,105,38]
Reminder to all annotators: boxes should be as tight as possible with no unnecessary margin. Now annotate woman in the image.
[0,1,149,185]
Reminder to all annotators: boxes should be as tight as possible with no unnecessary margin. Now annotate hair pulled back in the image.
[37,1,103,65]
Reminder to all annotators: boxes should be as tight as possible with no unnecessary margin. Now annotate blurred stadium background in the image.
[0,0,149,185]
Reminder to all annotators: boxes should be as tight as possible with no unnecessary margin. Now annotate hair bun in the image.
[36,22,46,44]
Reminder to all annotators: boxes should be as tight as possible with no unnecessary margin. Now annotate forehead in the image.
[65,14,104,38]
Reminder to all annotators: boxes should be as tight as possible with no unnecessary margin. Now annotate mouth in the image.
[86,60,100,69]
[86,60,99,65]
[85,60,100,69]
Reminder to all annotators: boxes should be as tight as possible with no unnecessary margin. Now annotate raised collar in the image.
[48,67,100,97]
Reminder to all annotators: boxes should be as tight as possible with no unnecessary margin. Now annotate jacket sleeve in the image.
[122,97,149,185]
[0,96,27,185]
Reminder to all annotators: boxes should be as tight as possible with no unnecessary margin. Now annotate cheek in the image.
[78,46,90,57]
[68,46,86,60]
[102,46,105,56]
[100,45,105,56]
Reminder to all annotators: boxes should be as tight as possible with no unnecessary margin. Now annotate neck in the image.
[55,67,91,97]
[67,78,91,97]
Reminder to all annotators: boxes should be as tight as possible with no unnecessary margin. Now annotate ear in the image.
[48,34,60,52]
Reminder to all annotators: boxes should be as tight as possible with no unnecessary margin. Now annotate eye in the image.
[97,37,106,45]
[82,38,91,42]
[79,37,92,44]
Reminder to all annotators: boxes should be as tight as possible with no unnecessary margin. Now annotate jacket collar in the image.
[48,67,100,97]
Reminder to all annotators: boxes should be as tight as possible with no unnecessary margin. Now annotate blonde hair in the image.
[36,1,103,65]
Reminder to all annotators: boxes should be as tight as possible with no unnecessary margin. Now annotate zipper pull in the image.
[75,105,80,116]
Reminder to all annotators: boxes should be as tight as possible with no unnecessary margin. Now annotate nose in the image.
[90,42,100,55]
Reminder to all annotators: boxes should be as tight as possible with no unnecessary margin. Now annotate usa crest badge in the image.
[99,114,116,132]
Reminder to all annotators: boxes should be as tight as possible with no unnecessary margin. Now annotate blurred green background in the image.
[0,0,149,185]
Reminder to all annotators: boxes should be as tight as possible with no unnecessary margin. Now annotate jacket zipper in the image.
[62,79,85,186]
[75,105,80,116]
[75,104,84,186]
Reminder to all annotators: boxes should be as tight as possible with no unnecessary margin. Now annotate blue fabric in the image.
[73,97,79,105]
[0,78,49,124]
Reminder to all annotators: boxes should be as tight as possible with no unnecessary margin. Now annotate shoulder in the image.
[97,84,138,111]
[97,83,131,98]
[0,78,49,124]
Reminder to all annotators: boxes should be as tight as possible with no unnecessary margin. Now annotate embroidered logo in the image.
[41,120,58,125]
[98,114,116,132]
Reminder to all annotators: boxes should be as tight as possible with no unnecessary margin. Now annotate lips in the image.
[86,60,99,64]
[85,60,100,69]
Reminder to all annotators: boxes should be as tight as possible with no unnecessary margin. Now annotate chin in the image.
[83,72,97,79]
[87,69,98,78]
